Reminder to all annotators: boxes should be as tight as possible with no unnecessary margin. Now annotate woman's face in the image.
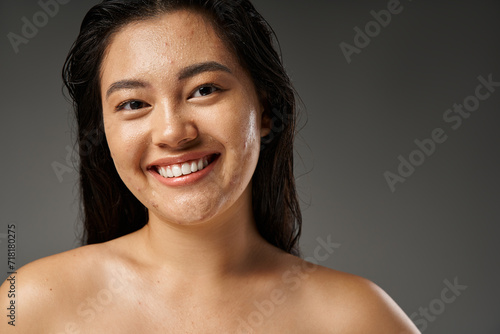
[100,10,270,225]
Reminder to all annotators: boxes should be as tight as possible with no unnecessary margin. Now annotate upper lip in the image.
[147,151,219,169]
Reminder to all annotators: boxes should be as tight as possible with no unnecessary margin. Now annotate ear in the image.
[260,106,272,138]
[258,94,272,137]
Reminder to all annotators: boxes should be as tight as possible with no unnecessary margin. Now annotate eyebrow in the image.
[178,61,232,80]
[105,80,149,101]
[105,61,232,100]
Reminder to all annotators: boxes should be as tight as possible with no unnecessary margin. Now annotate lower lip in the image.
[149,155,220,187]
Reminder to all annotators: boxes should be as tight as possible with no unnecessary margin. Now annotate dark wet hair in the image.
[63,0,302,256]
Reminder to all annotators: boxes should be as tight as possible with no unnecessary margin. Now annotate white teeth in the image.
[191,161,198,173]
[157,156,213,179]
[172,165,183,177]
[166,167,174,178]
[181,163,191,175]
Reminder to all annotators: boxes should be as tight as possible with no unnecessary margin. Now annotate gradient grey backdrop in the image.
[1,1,499,333]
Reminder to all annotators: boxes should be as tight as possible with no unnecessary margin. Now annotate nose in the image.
[151,101,198,148]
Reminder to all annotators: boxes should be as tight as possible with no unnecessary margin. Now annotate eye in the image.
[191,84,220,98]
[116,100,150,111]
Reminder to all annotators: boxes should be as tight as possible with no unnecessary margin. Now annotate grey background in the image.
[1,0,499,333]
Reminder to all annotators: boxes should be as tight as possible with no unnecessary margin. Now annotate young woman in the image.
[1,1,418,333]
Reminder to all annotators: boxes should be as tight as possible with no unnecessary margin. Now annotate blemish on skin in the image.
[50,288,53,291]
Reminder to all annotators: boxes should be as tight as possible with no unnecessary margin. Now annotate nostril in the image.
[151,118,198,149]
[177,138,192,146]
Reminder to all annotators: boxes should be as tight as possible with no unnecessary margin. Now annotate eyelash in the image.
[114,84,222,111]
[190,83,222,98]
[115,100,149,112]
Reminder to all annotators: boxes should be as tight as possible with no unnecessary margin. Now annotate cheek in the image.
[104,118,148,175]
[213,100,261,150]
[220,107,262,184]
[243,109,260,149]
[236,107,261,155]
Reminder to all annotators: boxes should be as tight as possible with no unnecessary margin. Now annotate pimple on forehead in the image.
[101,10,243,92]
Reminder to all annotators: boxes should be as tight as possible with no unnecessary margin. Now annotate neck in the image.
[135,186,276,282]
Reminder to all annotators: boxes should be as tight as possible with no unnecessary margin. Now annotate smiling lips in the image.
[154,154,219,179]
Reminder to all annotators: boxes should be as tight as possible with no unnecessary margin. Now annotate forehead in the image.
[100,10,239,86]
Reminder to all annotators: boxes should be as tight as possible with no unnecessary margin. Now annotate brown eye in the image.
[116,100,149,111]
[192,85,219,98]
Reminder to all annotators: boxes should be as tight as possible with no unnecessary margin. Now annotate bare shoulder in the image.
[281,256,419,334]
[0,243,109,332]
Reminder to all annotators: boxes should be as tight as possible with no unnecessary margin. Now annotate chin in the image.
[149,199,226,226]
